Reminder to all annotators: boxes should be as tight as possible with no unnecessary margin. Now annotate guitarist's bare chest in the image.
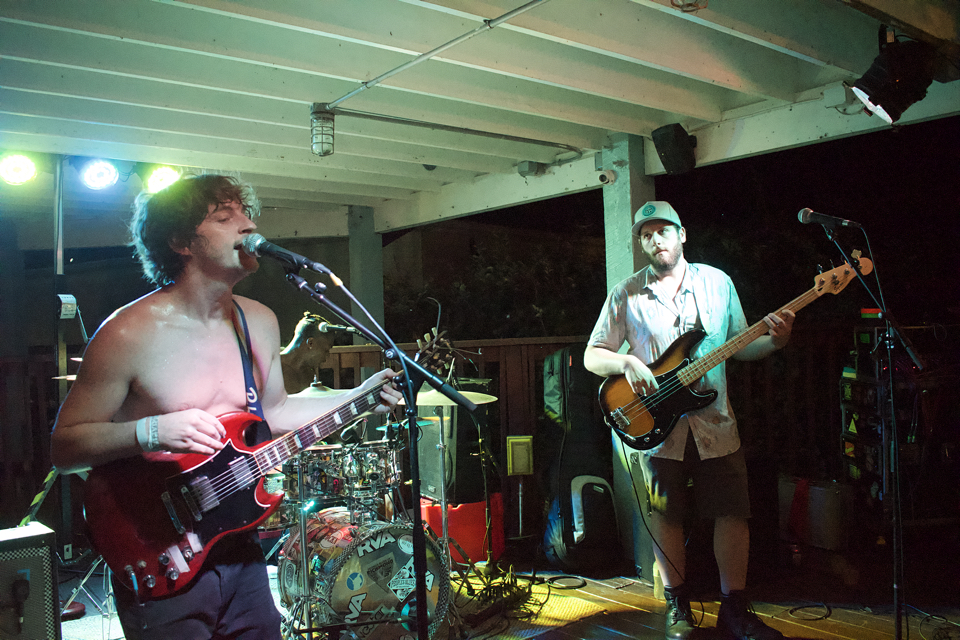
[133,326,248,414]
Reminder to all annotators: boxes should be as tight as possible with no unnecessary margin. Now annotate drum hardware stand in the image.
[471,408,502,579]
[429,406,484,593]
[279,268,476,640]
[285,457,319,640]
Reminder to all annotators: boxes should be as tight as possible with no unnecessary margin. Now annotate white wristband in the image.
[136,416,162,452]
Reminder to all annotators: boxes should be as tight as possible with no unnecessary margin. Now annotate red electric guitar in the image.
[599,256,872,450]
[83,333,452,600]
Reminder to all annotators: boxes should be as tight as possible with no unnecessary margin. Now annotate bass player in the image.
[51,174,401,639]
[584,201,793,640]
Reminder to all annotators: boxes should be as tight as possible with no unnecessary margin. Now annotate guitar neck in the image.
[677,285,821,386]
[248,378,389,476]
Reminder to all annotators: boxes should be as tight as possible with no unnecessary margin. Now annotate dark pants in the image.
[112,535,282,640]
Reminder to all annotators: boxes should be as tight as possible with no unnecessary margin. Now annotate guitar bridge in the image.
[611,408,629,429]
[185,476,218,520]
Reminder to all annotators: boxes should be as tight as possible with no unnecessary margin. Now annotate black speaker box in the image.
[416,380,490,505]
[0,522,61,639]
[417,408,484,505]
[651,123,696,175]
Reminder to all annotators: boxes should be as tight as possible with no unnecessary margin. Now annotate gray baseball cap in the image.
[631,201,683,235]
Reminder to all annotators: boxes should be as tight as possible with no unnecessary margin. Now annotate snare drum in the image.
[283,444,346,499]
[341,441,400,496]
[279,507,449,639]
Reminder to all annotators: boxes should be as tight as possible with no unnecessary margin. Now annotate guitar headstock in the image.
[814,250,874,297]
[411,328,456,377]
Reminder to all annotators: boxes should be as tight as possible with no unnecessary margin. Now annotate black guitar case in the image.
[540,343,620,573]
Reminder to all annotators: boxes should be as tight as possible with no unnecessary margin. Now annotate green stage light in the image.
[146,166,181,193]
[0,154,38,185]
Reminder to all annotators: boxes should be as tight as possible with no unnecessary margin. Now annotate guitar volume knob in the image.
[166,568,180,581]
[183,547,194,562]
[158,553,170,566]
[144,575,156,589]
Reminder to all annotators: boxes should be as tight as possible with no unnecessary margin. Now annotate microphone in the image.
[240,234,328,273]
[797,208,862,229]
[318,322,361,334]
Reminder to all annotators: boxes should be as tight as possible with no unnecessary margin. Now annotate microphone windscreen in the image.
[241,234,265,255]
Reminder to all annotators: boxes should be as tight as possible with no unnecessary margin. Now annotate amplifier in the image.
[0,522,61,639]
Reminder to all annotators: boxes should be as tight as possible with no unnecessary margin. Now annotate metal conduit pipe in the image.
[325,0,554,110]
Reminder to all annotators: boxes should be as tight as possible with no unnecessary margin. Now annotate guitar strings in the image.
[614,287,819,432]
[195,381,389,506]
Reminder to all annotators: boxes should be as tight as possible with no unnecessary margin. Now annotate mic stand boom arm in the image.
[282,269,475,640]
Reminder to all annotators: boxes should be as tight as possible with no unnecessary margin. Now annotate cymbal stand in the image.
[286,457,317,640]
[433,406,453,571]
[431,407,481,591]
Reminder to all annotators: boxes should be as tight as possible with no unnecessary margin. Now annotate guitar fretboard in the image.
[677,265,855,386]
[249,379,388,476]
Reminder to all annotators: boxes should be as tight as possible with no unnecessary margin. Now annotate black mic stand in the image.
[821,226,924,640]
[281,268,476,640]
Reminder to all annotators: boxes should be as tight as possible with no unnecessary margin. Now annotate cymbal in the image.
[291,384,348,398]
[398,389,497,406]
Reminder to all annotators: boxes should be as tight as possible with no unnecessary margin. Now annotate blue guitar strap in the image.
[232,301,271,446]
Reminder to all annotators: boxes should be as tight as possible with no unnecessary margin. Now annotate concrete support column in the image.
[599,133,659,586]
[600,133,655,292]
[347,206,384,381]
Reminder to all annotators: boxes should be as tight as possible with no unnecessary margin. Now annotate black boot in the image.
[663,583,696,640]
[717,590,784,640]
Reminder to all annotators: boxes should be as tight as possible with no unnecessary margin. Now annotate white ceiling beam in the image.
[0,1,681,134]
[650,80,960,173]
[631,0,879,73]
[377,153,600,231]
[0,127,425,200]
[0,94,464,190]
[0,19,606,153]
[161,0,731,122]
[415,0,836,101]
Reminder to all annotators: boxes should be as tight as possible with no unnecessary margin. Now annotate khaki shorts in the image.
[636,429,751,523]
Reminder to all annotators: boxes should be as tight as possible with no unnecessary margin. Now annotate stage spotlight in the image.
[0,154,38,185]
[80,159,119,190]
[852,39,937,124]
[310,103,335,157]
[145,166,181,193]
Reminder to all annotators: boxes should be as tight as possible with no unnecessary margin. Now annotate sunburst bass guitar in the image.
[599,256,872,450]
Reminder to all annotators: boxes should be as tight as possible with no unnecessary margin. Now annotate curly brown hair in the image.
[129,174,260,285]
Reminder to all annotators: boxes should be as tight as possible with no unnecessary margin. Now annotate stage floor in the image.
[57,535,960,640]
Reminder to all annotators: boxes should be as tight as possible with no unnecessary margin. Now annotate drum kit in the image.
[265,385,498,640]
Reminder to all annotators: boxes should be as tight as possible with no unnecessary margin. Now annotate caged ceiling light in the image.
[851,37,938,124]
[310,104,335,157]
[0,154,38,185]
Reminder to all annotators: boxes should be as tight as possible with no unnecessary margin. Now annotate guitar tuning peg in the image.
[816,264,824,274]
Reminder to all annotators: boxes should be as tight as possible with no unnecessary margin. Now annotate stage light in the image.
[145,166,181,193]
[852,39,937,124]
[80,159,119,190]
[0,154,38,185]
[310,103,335,157]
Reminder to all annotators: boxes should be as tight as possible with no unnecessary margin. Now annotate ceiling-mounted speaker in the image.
[651,124,697,175]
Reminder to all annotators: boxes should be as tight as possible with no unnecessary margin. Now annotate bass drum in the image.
[279,508,449,639]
